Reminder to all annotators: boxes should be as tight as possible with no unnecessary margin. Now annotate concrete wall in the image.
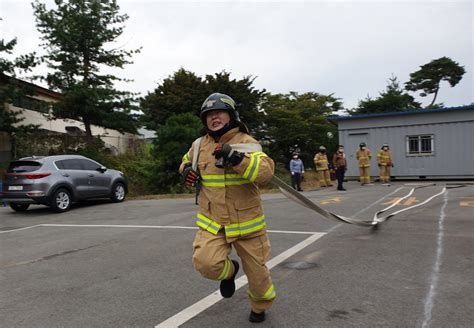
[336,109,474,179]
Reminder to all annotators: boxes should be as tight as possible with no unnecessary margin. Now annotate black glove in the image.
[182,165,199,186]
[213,144,244,167]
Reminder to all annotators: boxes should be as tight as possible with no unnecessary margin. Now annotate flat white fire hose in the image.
[273,175,448,227]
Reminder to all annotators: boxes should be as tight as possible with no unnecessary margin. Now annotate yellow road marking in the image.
[460,201,474,207]
[382,197,401,205]
[320,197,341,205]
[382,197,419,206]
[403,197,419,206]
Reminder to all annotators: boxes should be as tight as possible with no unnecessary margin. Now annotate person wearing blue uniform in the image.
[289,153,304,191]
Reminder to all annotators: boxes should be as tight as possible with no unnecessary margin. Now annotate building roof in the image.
[329,104,474,122]
[0,74,62,100]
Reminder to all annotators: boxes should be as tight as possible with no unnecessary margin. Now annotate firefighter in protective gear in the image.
[356,142,372,185]
[377,144,393,184]
[179,93,275,324]
[313,146,333,187]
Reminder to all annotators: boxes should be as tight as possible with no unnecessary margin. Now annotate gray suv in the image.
[2,155,128,212]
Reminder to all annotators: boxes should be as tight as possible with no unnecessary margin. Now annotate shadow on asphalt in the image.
[1,199,115,217]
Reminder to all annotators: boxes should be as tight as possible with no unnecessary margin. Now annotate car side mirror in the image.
[97,166,107,173]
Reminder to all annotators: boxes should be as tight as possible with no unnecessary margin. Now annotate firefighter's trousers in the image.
[317,169,332,187]
[359,166,371,184]
[192,229,275,313]
[379,165,391,183]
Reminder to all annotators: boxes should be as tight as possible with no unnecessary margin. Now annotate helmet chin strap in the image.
[207,120,238,138]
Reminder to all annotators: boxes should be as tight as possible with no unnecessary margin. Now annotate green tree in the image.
[204,71,266,133]
[140,68,207,131]
[32,0,141,141]
[140,69,266,132]
[350,76,421,115]
[257,92,341,168]
[152,112,202,193]
[0,23,39,158]
[405,56,466,107]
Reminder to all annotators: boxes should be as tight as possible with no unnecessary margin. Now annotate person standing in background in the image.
[377,143,394,185]
[313,146,333,187]
[356,142,372,185]
[333,145,347,191]
[289,153,304,191]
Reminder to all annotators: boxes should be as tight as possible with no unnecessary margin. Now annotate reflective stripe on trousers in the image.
[196,213,266,237]
[217,258,233,280]
[248,283,277,301]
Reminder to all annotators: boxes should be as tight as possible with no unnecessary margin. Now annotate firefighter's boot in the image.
[249,310,266,323]
[220,260,239,298]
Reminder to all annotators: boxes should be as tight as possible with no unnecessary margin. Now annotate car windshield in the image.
[7,161,42,173]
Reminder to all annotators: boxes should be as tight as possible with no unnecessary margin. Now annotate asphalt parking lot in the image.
[1,181,473,328]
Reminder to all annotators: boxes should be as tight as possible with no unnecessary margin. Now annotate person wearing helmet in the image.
[179,93,276,323]
[377,143,394,185]
[356,142,372,185]
[313,146,333,187]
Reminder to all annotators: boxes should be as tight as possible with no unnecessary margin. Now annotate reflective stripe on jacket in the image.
[179,128,275,238]
[356,149,372,167]
[377,150,392,166]
[313,153,329,171]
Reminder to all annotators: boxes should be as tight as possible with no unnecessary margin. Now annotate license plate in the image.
[8,186,23,191]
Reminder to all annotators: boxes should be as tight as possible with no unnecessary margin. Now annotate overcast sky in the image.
[1,0,472,109]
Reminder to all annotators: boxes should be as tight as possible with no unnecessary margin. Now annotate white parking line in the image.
[154,232,326,328]
[41,224,198,230]
[421,191,449,328]
[0,225,42,234]
[0,224,320,235]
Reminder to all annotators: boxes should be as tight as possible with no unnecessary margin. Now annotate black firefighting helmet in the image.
[382,143,389,149]
[200,93,240,124]
[360,142,366,148]
[200,92,250,134]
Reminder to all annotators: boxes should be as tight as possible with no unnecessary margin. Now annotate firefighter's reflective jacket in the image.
[180,128,275,239]
[313,153,329,171]
[356,149,372,168]
[377,150,392,166]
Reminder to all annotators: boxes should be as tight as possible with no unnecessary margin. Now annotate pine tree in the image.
[405,57,466,107]
[32,0,141,141]
[351,75,421,115]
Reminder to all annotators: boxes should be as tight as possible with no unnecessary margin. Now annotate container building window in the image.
[406,135,434,155]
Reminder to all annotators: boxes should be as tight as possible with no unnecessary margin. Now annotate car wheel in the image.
[9,203,30,212]
[111,182,126,203]
[50,188,72,213]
